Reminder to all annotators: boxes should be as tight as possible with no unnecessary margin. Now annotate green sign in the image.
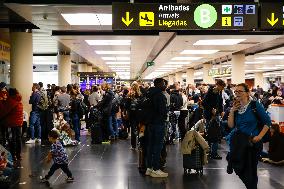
[112,3,258,30]
[260,3,284,30]
[147,61,155,67]
[208,67,232,77]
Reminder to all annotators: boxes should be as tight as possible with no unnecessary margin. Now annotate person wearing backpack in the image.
[70,90,81,143]
[126,82,142,149]
[202,79,226,160]
[26,83,42,144]
[228,83,271,189]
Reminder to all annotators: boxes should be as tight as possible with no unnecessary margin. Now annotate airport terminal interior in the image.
[0,0,284,188]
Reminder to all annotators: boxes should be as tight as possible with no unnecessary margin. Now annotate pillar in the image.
[186,68,194,86]
[254,72,264,88]
[232,53,245,84]
[203,64,214,84]
[58,53,71,87]
[92,68,97,72]
[78,63,88,72]
[10,30,33,113]
[175,72,183,84]
[168,75,174,85]
[87,65,93,72]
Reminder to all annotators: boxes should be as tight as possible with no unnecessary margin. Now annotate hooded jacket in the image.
[0,94,23,127]
[148,87,168,124]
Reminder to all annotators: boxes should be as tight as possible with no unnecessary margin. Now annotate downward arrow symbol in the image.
[267,13,278,26]
[122,12,133,27]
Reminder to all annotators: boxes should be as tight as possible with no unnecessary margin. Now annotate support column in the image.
[175,72,183,84]
[92,68,97,72]
[87,65,93,72]
[78,63,88,72]
[186,68,194,86]
[58,53,71,87]
[232,53,245,84]
[254,72,264,88]
[203,64,214,84]
[168,75,174,85]
[10,30,33,113]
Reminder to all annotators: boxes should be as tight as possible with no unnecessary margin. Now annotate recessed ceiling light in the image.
[106,62,130,65]
[221,65,231,68]
[61,13,112,25]
[33,57,47,61]
[193,39,246,46]
[194,71,203,76]
[257,67,279,70]
[180,50,219,54]
[86,40,131,46]
[161,65,183,68]
[95,51,130,55]
[102,57,130,60]
[245,61,265,64]
[275,65,284,67]
[165,62,191,65]
[245,70,260,72]
[255,56,284,60]
[33,62,58,65]
[171,57,202,61]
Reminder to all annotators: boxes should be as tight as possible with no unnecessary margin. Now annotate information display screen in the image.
[112,3,258,30]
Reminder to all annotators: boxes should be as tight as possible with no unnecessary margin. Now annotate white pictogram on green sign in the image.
[194,4,217,29]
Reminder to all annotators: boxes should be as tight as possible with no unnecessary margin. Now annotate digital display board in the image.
[112,3,258,30]
[260,3,284,30]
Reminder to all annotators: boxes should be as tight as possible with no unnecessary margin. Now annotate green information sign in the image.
[260,3,284,30]
[112,3,258,30]
[147,61,155,67]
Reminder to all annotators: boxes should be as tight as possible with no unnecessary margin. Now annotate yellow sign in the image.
[0,41,10,62]
[122,12,133,27]
[139,12,154,26]
[267,13,278,26]
[222,17,231,26]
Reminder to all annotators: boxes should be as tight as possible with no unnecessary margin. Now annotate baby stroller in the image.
[181,130,209,176]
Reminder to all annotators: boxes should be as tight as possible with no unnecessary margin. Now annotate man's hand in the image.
[252,135,262,143]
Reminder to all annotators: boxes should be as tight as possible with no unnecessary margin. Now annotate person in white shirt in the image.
[88,86,101,107]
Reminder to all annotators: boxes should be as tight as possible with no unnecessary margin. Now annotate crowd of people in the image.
[0,78,284,188]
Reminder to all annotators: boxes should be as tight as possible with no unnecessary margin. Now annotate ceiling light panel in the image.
[61,13,112,25]
[33,62,58,65]
[86,40,131,46]
[102,57,130,60]
[171,57,202,61]
[255,56,284,60]
[106,62,130,65]
[166,62,191,65]
[245,61,264,64]
[96,51,130,55]
[193,39,246,46]
[180,50,219,54]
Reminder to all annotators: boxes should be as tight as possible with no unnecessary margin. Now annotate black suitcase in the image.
[91,123,102,144]
[183,144,204,176]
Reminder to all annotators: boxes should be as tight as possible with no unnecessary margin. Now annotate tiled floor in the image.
[7,135,284,189]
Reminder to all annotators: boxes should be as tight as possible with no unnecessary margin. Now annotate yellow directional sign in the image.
[122,12,133,27]
[267,13,278,26]
[139,12,154,26]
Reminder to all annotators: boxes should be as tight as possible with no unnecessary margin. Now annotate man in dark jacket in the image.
[202,79,226,160]
[26,83,41,144]
[145,78,169,178]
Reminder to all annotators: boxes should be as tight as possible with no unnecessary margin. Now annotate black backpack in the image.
[136,95,153,124]
[89,107,103,123]
[170,92,183,111]
[77,100,88,118]
[112,97,119,114]
[250,101,270,143]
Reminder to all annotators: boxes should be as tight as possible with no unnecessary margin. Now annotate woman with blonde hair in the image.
[127,82,142,149]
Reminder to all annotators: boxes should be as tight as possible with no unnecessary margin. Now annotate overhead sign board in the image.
[112,3,258,30]
[260,3,284,30]
[0,41,10,62]
[208,67,232,77]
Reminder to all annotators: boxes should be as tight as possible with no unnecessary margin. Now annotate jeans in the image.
[30,111,41,140]
[72,113,80,141]
[8,127,22,159]
[130,116,138,148]
[111,113,118,137]
[63,110,70,124]
[45,163,72,179]
[210,142,218,157]
[146,122,166,171]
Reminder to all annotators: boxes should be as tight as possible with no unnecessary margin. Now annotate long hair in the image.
[129,82,141,99]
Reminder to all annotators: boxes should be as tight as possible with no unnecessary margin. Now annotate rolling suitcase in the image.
[183,144,204,176]
[91,123,102,144]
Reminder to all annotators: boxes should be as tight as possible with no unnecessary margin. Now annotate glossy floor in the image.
[8,136,284,189]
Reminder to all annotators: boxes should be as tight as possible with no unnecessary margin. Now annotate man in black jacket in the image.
[145,78,169,178]
[202,79,226,160]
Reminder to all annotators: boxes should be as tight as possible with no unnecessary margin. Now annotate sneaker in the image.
[150,169,168,178]
[145,168,153,176]
[25,139,35,144]
[66,177,74,182]
[36,139,41,144]
[40,176,48,183]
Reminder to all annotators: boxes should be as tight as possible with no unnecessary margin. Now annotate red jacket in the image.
[0,94,23,127]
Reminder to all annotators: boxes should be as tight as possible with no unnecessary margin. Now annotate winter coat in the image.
[0,94,23,127]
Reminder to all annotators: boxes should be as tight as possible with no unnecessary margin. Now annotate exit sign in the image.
[147,61,155,67]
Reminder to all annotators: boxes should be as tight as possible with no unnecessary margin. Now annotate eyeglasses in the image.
[234,90,246,94]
